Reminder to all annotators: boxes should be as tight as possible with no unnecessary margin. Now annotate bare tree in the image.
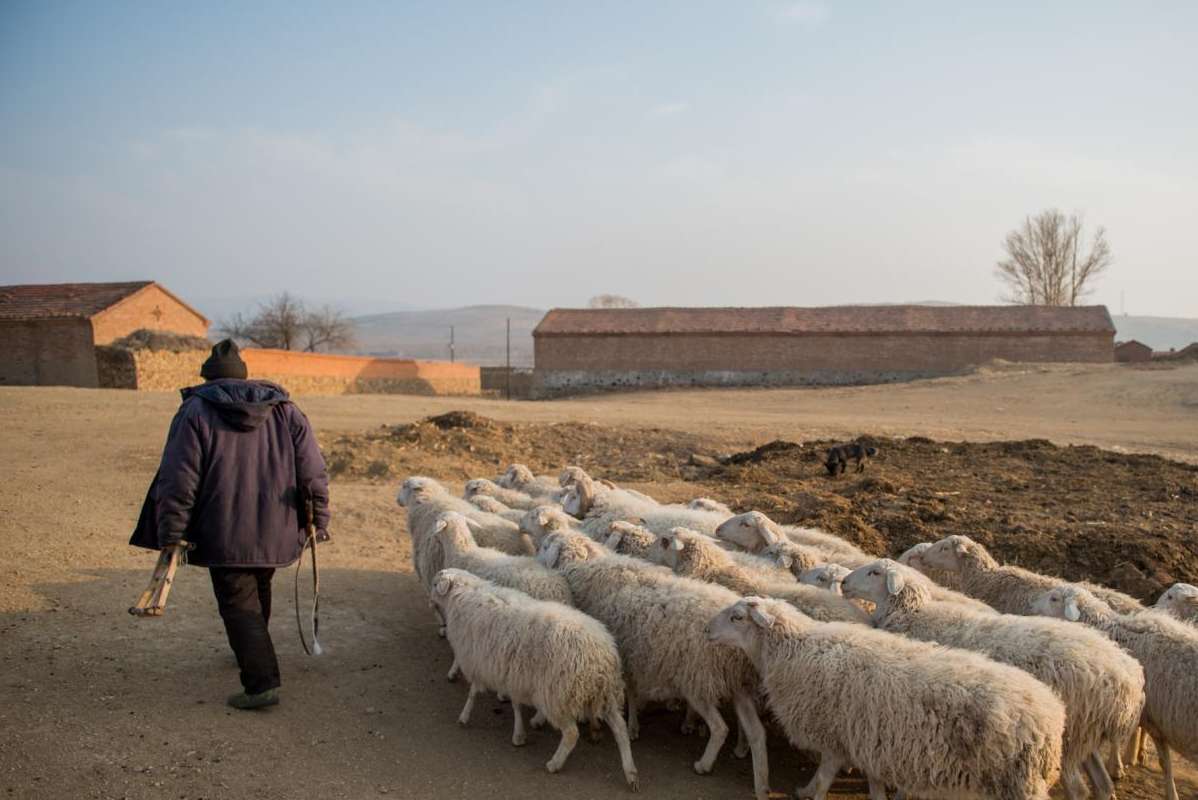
[587,294,640,309]
[995,210,1112,306]
[301,304,356,352]
[220,293,355,352]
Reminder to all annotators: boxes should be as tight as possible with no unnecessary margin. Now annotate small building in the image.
[532,304,1115,397]
[1114,340,1153,363]
[0,281,210,387]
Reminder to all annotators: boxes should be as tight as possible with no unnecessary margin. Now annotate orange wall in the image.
[90,284,209,345]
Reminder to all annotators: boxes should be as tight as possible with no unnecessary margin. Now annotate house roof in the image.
[534,305,1116,337]
[1115,339,1152,351]
[0,281,209,325]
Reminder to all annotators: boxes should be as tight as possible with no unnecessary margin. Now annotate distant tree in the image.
[995,209,1112,306]
[220,293,355,352]
[588,294,640,309]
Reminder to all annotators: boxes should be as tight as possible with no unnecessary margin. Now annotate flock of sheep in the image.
[395,463,1198,800]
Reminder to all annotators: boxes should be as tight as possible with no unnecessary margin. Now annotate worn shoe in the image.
[226,688,279,710]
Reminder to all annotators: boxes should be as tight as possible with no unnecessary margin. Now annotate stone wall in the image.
[479,366,534,398]
[0,319,99,387]
[532,331,1114,397]
[97,346,481,396]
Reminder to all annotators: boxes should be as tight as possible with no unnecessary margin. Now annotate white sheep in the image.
[464,478,542,511]
[536,531,772,798]
[1036,584,1198,800]
[649,528,867,625]
[706,596,1066,800]
[687,497,732,515]
[466,494,526,523]
[798,564,851,595]
[843,559,1145,800]
[497,463,562,498]
[1154,582,1198,625]
[430,569,638,789]
[714,510,871,566]
[895,542,999,613]
[434,512,572,606]
[920,535,1144,616]
[562,473,729,538]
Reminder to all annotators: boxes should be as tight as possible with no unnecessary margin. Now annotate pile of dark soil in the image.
[324,412,1198,601]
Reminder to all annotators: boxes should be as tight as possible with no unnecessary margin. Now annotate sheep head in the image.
[714,511,782,553]
[798,564,852,595]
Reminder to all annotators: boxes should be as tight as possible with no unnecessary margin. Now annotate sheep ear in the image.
[605,532,622,549]
[536,511,549,526]
[1064,596,1081,621]
[670,536,685,552]
[885,567,905,596]
[953,540,967,556]
[433,575,452,596]
[778,554,793,570]
[746,603,775,629]
[542,541,562,568]
[434,517,449,532]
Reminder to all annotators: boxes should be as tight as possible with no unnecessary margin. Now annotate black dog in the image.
[825,443,878,476]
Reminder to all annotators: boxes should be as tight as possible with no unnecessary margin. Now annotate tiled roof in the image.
[0,281,155,321]
[534,305,1116,336]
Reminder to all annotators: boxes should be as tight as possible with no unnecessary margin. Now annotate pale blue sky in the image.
[2,1,1196,318]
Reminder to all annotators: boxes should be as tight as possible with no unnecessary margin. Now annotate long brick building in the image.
[531,304,1115,396]
[0,281,209,387]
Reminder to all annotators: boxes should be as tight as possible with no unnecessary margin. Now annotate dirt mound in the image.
[323,412,1197,601]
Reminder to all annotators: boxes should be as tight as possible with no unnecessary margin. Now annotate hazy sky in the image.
[2,1,1196,318]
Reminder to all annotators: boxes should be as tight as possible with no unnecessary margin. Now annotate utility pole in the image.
[449,325,455,363]
[505,317,511,401]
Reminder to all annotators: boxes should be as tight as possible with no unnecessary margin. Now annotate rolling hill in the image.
[349,305,545,366]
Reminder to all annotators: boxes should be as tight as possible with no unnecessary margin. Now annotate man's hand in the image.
[315,529,332,544]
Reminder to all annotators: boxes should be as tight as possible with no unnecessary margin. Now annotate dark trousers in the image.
[209,567,281,695]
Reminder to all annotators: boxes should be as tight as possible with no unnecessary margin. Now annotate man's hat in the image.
[200,339,248,381]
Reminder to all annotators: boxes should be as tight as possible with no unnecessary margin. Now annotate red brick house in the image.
[0,281,209,386]
[1114,340,1153,363]
[532,304,1115,396]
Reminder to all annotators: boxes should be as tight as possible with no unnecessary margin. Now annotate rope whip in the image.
[295,494,322,656]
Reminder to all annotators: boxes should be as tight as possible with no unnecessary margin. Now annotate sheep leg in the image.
[602,703,640,791]
[1132,725,1147,766]
[530,709,547,729]
[457,682,481,726]
[446,658,460,682]
[1083,751,1115,800]
[688,699,729,775]
[732,689,769,800]
[626,683,640,741]
[1146,728,1178,800]
[733,717,749,759]
[546,721,579,774]
[587,716,603,743]
[1108,737,1125,781]
[1060,765,1087,800]
[512,703,527,747]
[795,752,843,800]
[867,780,889,800]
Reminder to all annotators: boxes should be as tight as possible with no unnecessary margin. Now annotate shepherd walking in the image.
[131,339,331,709]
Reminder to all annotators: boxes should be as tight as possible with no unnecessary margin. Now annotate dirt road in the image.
[1,363,1195,799]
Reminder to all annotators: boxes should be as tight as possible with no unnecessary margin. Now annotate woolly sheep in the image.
[430,569,638,789]
[603,521,659,559]
[397,476,534,576]
[844,560,1145,800]
[798,564,851,595]
[650,528,867,625]
[518,505,580,544]
[464,478,542,511]
[536,531,771,797]
[497,463,562,498]
[1155,582,1198,625]
[714,510,870,566]
[434,513,572,606]
[467,494,526,523]
[1036,585,1198,800]
[706,596,1066,800]
[562,473,728,538]
[758,540,822,578]
[688,497,732,515]
[895,542,999,614]
[921,535,1144,616]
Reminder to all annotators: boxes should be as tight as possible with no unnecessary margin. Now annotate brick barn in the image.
[1114,340,1153,363]
[0,281,210,387]
[531,305,1115,396]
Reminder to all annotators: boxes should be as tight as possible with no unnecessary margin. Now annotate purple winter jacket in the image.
[130,379,331,568]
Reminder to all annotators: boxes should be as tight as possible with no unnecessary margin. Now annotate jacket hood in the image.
[183,379,290,431]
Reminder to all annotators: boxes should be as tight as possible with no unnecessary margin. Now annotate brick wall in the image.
[0,319,99,386]
[479,366,534,398]
[90,284,209,345]
[532,331,1114,396]
[97,346,481,396]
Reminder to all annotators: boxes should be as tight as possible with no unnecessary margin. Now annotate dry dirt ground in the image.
[2,361,1196,800]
